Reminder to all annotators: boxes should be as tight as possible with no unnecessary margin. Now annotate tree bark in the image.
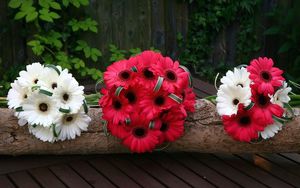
[1,99,300,155]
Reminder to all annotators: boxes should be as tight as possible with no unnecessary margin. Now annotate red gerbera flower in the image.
[107,121,130,139]
[251,85,284,124]
[139,89,178,120]
[157,109,185,144]
[151,57,189,93]
[223,104,265,142]
[134,51,163,89]
[104,59,136,89]
[102,93,133,125]
[99,88,112,108]
[120,84,143,108]
[247,57,284,95]
[122,114,161,153]
[182,88,196,113]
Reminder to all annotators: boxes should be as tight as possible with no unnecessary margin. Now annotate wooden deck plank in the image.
[88,157,141,188]
[106,155,164,188]
[126,154,190,188]
[49,164,92,188]
[8,171,40,188]
[0,175,15,188]
[214,154,293,188]
[170,153,239,188]
[238,154,300,187]
[191,153,266,188]
[259,154,300,177]
[0,155,84,175]
[280,153,300,164]
[29,167,66,188]
[69,160,116,188]
[192,78,217,95]
[148,153,215,188]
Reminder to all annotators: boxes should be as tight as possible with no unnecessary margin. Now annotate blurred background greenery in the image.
[0,0,299,96]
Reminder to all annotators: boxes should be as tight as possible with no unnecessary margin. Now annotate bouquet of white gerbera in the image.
[7,62,91,142]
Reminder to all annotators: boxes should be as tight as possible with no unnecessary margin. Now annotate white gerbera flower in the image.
[28,124,57,142]
[220,67,251,89]
[37,67,60,92]
[53,72,84,113]
[260,121,283,139]
[18,62,44,88]
[55,109,91,141]
[7,80,31,109]
[19,93,58,127]
[270,82,292,107]
[216,85,251,116]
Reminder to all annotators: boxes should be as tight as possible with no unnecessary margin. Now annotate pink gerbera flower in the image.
[251,85,284,124]
[104,59,136,89]
[122,114,161,153]
[102,93,133,125]
[139,89,178,120]
[157,109,185,144]
[223,104,266,142]
[107,121,130,139]
[134,51,163,89]
[151,57,188,93]
[247,57,285,95]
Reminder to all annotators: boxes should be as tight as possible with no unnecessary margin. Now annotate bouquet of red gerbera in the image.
[99,50,195,153]
[216,57,293,142]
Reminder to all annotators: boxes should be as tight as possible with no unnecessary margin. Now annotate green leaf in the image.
[40,14,53,22]
[264,27,280,35]
[39,0,49,8]
[278,42,292,54]
[89,25,98,33]
[62,0,69,7]
[14,11,26,20]
[50,12,60,19]
[8,0,22,8]
[79,0,89,6]
[25,11,38,22]
[50,2,61,10]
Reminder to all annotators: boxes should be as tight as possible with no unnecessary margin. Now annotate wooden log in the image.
[1,99,300,155]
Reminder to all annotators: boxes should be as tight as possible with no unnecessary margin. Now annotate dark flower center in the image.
[39,103,48,112]
[119,71,131,80]
[182,92,186,100]
[155,96,165,106]
[261,71,271,81]
[258,94,269,107]
[233,98,239,105]
[113,100,122,110]
[160,123,168,132]
[166,70,177,81]
[125,91,136,103]
[52,83,57,89]
[63,93,69,101]
[143,68,154,79]
[133,127,146,138]
[34,79,38,84]
[66,116,73,122]
[239,116,251,126]
[24,94,27,99]
[237,83,243,87]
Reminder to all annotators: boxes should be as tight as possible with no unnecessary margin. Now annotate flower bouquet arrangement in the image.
[215,57,295,142]
[99,51,196,153]
[6,63,91,142]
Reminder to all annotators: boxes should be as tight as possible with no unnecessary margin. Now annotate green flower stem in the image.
[84,93,101,106]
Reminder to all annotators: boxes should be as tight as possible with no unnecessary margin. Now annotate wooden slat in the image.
[0,155,84,175]
[105,155,164,188]
[149,153,215,188]
[49,164,92,188]
[69,160,115,188]
[151,0,166,51]
[192,78,217,95]
[29,168,66,188]
[127,154,190,188]
[238,154,300,187]
[165,0,178,59]
[0,175,15,188]
[171,153,239,188]
[111,0,126,48]
[214,154,293,188]
[259,154,300,177]
[280,153,300,164]
[88,157,141,188]
[191,153,266,188]
[8,171,40,188]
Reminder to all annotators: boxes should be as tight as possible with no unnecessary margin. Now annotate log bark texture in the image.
[1,99,300,155]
